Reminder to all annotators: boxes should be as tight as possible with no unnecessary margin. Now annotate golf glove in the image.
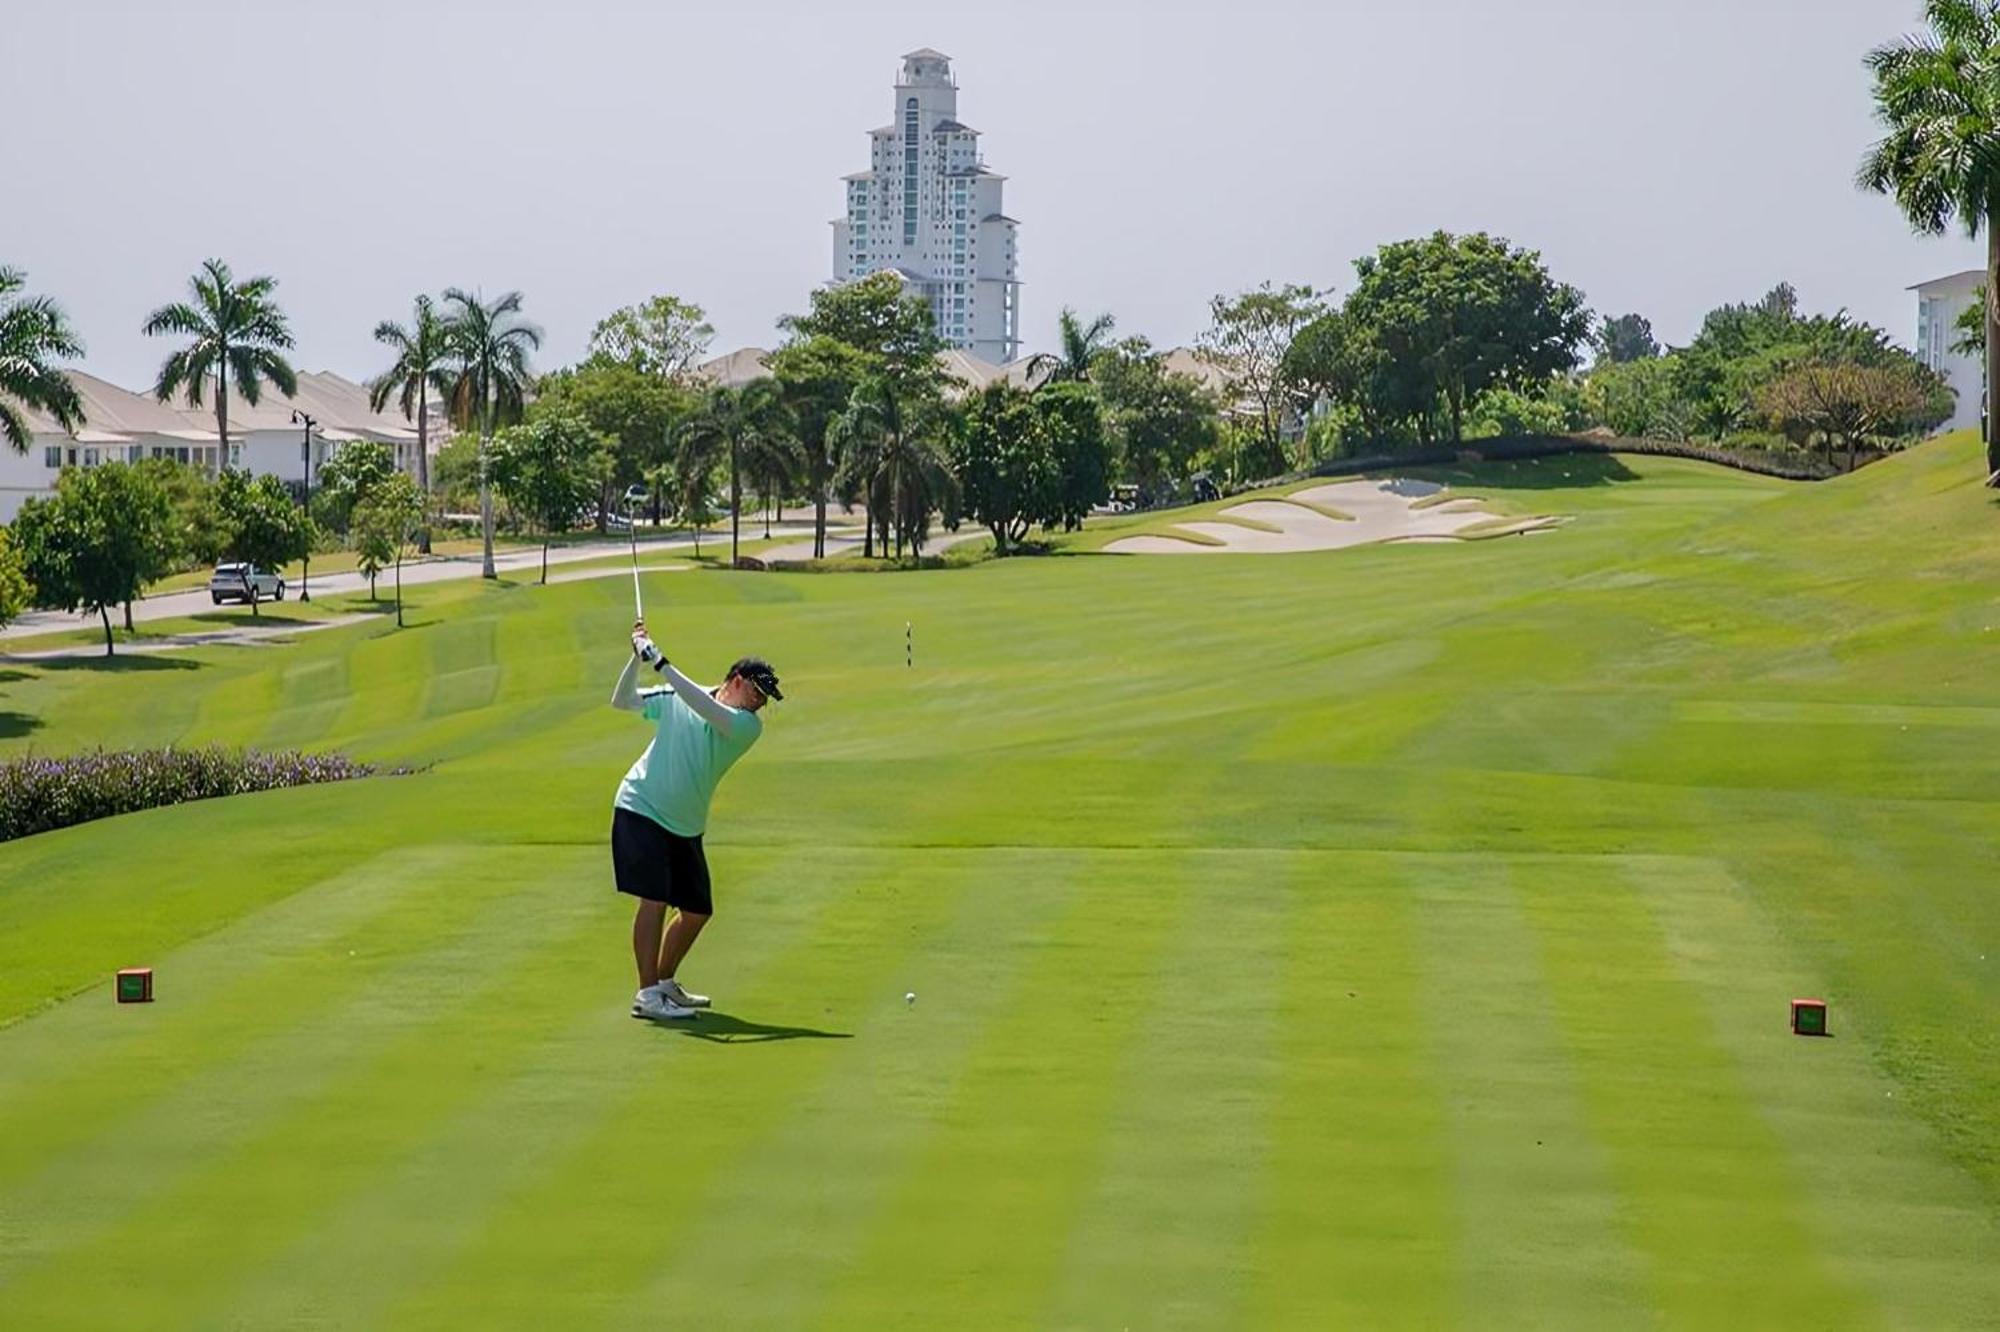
[632,635,668,671]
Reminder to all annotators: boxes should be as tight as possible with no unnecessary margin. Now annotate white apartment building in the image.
[1911,268,1985,434]
[0,370,431,522]
[831,48,1021,363]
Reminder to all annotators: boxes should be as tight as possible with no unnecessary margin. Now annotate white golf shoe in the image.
[654,978,711,1009]
[631,988,697,1021]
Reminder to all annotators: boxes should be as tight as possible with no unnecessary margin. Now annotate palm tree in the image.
[1861,0,2000,484]
[440,288,541,577]
[832,379,957,558]
[741,419,805,538]
[1025,307,1116,387]
[143,258,297,467]
[368,294,453,552]
[676,380,786,565]
[0,267,84,451]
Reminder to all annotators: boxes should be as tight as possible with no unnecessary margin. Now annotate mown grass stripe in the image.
[1518,855,1870,1327]
[1038,849,1285,1330]
[200,843,799,1328]
[617,849,1065,1328]
[1241,852,1454,1327]
[0,845,489,1190]
[811,850,1184,1328]
[1410,855,1651,1327]
[379,843,981,1327]
[0,847,571,1308]
[1630,855,2000,1327]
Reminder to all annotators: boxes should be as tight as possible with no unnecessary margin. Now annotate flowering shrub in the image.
[0,746,419,842]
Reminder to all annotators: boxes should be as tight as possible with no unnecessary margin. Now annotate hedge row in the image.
[1295,433,1869,484]
[0,745,417,843]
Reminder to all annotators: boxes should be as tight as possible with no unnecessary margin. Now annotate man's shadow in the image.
[643,1009,854,1045]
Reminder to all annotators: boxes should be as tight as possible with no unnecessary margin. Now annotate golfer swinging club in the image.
[613,618,781,1021]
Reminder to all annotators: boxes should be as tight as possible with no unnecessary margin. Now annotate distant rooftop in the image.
[903,47,950,61]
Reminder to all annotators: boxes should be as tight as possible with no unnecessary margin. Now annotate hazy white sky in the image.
[2,0,1982,389]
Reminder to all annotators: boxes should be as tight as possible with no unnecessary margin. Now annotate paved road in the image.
[0,527,813,642]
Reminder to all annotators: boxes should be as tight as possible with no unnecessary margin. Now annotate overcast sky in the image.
[2,0,1981,390]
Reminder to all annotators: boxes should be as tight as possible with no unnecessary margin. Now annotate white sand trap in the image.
[1105,479,1556,554]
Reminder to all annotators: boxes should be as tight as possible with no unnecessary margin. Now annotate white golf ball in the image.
[905,992,916,1005]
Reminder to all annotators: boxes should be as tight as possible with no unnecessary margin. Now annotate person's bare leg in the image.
[658,909,710,980]
[633,899,669,990]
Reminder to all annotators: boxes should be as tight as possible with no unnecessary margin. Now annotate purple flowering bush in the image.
[0,746,418,842]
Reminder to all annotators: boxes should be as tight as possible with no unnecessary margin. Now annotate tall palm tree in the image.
[1861,0,2000,484]
[0,267,84,451]
[143,258,296,468]
[368,294,453,552]
[1025,307,1116,387]
[440,288,541,577]
[832,379,957,558]
[677,380,786,565]
[741,415,805,538]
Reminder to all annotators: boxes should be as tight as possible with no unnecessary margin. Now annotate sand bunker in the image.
[1104,479,1556,554]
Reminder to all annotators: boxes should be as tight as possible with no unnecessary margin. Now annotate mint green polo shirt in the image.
[614,686,763,836]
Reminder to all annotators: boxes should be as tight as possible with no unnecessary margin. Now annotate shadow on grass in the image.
[640,1009,854,1045]
[16,654,202,673]
[0,710,43,739]
[0,669,30,684]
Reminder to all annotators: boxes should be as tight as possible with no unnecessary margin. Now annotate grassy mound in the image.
[0,438,1996,1326]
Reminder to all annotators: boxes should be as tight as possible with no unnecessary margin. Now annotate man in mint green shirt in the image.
[612,618,781,1021]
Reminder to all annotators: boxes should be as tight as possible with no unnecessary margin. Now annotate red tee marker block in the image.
[1791,997,1827,1036]
[116,968,153,1004]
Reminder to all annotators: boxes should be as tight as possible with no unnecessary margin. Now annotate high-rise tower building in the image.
[831,49,1020,363]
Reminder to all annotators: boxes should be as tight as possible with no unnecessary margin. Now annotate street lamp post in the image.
[292,409,316,603]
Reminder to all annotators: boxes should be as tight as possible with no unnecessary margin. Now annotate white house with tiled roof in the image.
[0,370,434,521]
[831,49,1021,363]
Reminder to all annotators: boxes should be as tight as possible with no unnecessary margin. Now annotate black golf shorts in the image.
[611,808,713,914]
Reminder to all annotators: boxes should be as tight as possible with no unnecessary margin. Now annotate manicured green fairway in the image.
[2,440,1998,1327]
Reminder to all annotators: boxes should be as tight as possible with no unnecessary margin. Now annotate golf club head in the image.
[623,484,649,509]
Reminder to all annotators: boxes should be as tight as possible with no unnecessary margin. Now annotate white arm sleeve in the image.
[611,656,647,713]
[661,661,739,737]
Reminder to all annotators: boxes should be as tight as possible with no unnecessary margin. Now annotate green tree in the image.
[352,472,423,625]
[676,381,789,566]
[442,288,542,578]
[136,457,226,569]
[1344,233,1591,446]
[670,427,722,560]
[769,335,873,557]
[1586,356,1688,438]
[741,420,805,538]
[490,407,611,583]
[953,382,1054,553]
[213,469,313,617]
[313,439,396,537]
[533,361,692,532]
[1757,359,1952,468]
[1953,285,1987,358]
[368,294,453,551]
[1094,338,1221,498]
[0,525,34,630]
[12,463,172,655]
[832,378,958,558]
[1861,0,2000,482]
[1197,282,1326,474]
[1025,307,1116,386]
[0,266,84,451]
[1034,381,1112,532]
[1595,313,1660,364]
[780,274,948,556]
[143,258,297,462]
[588,295,715,379]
